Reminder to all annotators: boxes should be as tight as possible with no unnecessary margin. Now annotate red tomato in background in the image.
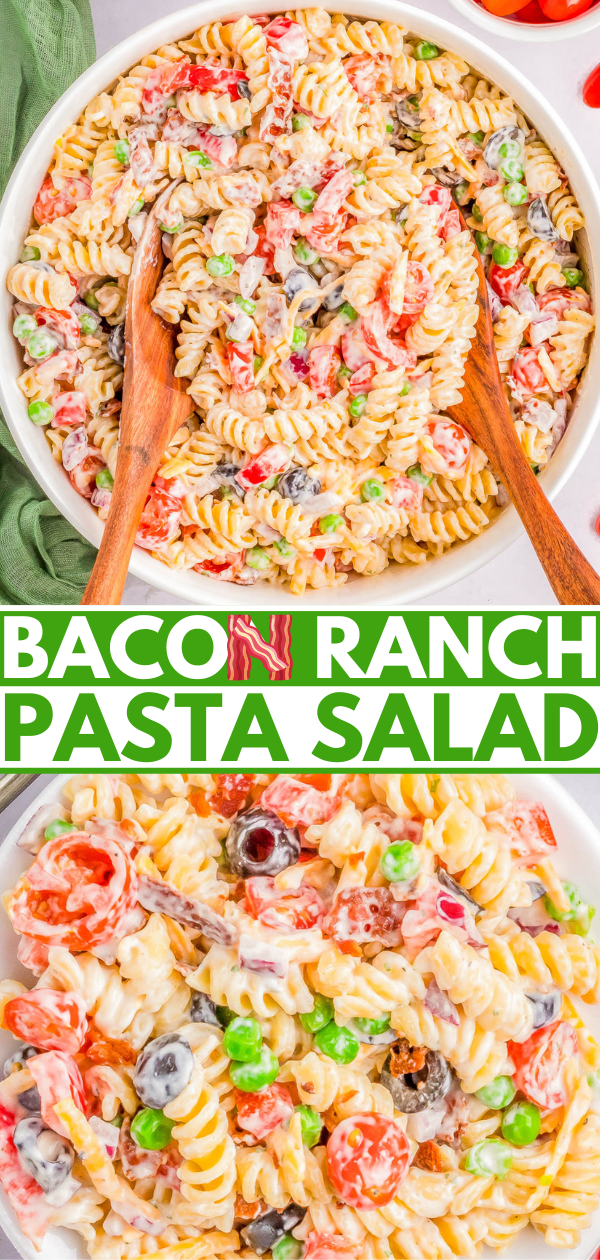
[489,260,529,302]
[4,990,87,1055]
[583,63,600,107]
[510,0,551,18]
[539,0,593,18]
[481,0,530,14]
[509,1021,578,1110]
[327,1113,410,1210]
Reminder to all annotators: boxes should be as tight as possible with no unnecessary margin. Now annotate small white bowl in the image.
[0,773,599,1259]
[447,0,600,42]
[0,1,599,608]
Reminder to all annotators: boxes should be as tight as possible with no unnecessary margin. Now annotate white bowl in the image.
[447,0,600,41]
[0,2,599,609]
[0,773,599,1259]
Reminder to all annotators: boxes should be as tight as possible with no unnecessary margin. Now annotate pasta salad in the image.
[6,11,595,593]
[0,772,599,1258]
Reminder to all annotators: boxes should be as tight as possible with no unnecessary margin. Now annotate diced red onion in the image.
[288,350,310,379]
[61,426,88,471]
[263,292,288,339]
[520,398,556,433]
[511,284,539,320]
[227,311,255,342]
[239,256,265,300]
[424,977,460,1025]
[89,1116,119,1159]
[91,487,112,512]
[528,314,559,346]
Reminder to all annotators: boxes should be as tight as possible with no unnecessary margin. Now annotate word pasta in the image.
[0,771,599,1258]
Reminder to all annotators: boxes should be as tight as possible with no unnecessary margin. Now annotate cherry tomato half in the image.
[420,418,472,476]
[234,1083,294,1140]
[4,990,87,1055]
[508,1021,578,1110]
[326,1113,410,1210]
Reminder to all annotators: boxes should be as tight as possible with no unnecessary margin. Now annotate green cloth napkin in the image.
[0,0,96,604]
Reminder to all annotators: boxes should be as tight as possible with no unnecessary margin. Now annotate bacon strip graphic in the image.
[227,614,293,680]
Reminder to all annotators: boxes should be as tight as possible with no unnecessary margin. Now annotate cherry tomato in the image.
[327,1113,410,1210]
[52,391,86,428]
[236,443,290,489]
[511,347,547,395]
[194,553,245,582]
[539,0,592,18]
[68,452,106,499]
[314,169,353,217]
[309,345,342,398]
[264,15,309,58]
[261,774,346,826]
[324,887,405,946]
[402,261,435,315]
[341,321,372,371]
[29,1050,87,1138]
[583,63,600,107]
[4,990,87,1055]
[33,174,91,225]
[440,206,462,242]
[142,60,246,113]
[512,0,550,18]
[537,288,591,317]
[420,185,453,225]
[302,211,347,255]
[35,307,80,350]
[209,774,255,818]
[343,53,382,98]
[508,1021,577,1110]
[304,1236,362,1260]
[487,800,557,865]
[421,418,471,476]
[9,832,139,952]
[136,485,183,549]
[245,875,326,930]
[186,62,249,99]
[390,476,424,512]
[228,340,255,394]
[266,200,302,250]
[481,0,531,14]
[348,362,375,395]
[17,935,51,975]
[489,260,529,302]
[362,300,417,370]
[234,1083,294,1140]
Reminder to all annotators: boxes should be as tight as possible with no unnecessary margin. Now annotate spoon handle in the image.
[488,419,600,605]
[80,446,155,605]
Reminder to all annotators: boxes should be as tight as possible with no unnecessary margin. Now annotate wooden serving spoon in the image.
[446,216,600,605]
[81,181,192,605]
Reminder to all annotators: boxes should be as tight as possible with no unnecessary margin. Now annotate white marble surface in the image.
[89,0,600,608]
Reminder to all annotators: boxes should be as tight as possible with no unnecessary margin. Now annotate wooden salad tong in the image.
[81,182,191,605]
[446,213,600,605]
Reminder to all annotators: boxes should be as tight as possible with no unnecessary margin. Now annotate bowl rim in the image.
[0,0,599,608]
[447,0,600,41]
[0,771,599,1260]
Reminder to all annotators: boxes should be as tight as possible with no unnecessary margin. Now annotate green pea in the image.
[348,394,367,418]
[500,158,524,183]
[319,514,343,534]
[407,94,421,106]
[254,355,264,374]
[114,139,130,165]
[380,840,421,883]
[300,995,335,1033]
[406,462,433,486]
[131,1107,175,1150]
[353,171,367,186]
[206,253,235,277]
[386,122,394,133]
[501,1101,541,1147]
[339,301,358,322]
[223,1015,262,1062]
[543,881,595,936]
[84,289,100,310]
[245,546,270,570]
[475,231,491,253]
[272,1237,303,1260]
[354,1015,391,1035]
[563,268,584,289]
[274,538,296,558]
[503,183,527,207]
[414,39,439,60]
[28,400,54,426]
[492,243,518,267]
[185,150,212,169]
[499,138,522,160]
[229,1045,279,1091]
[292,113,310,131]
[475,1076,516,1110]
[314,1021,359,1064]
[234,295,256,316]
[96,469,114,490]
[129,197,145,216]
[399,381,411,396]
[464,1139,513,1180]
[472,204,483,223]
[293,186,317,212]
[20,246,41,263]
[216,1005,236,1027]
[44,819,78,842]
[291,326,307,348]
[293,238,319,266]
[78,311,99,335]
[452,180,469,204]
[337,364,352,382]
[468,131,485,146]
[295,1105,322,1147]
[27,331,56,360]
[361,479,385,503]
[158,219,183,234]
[13,314,38,340]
